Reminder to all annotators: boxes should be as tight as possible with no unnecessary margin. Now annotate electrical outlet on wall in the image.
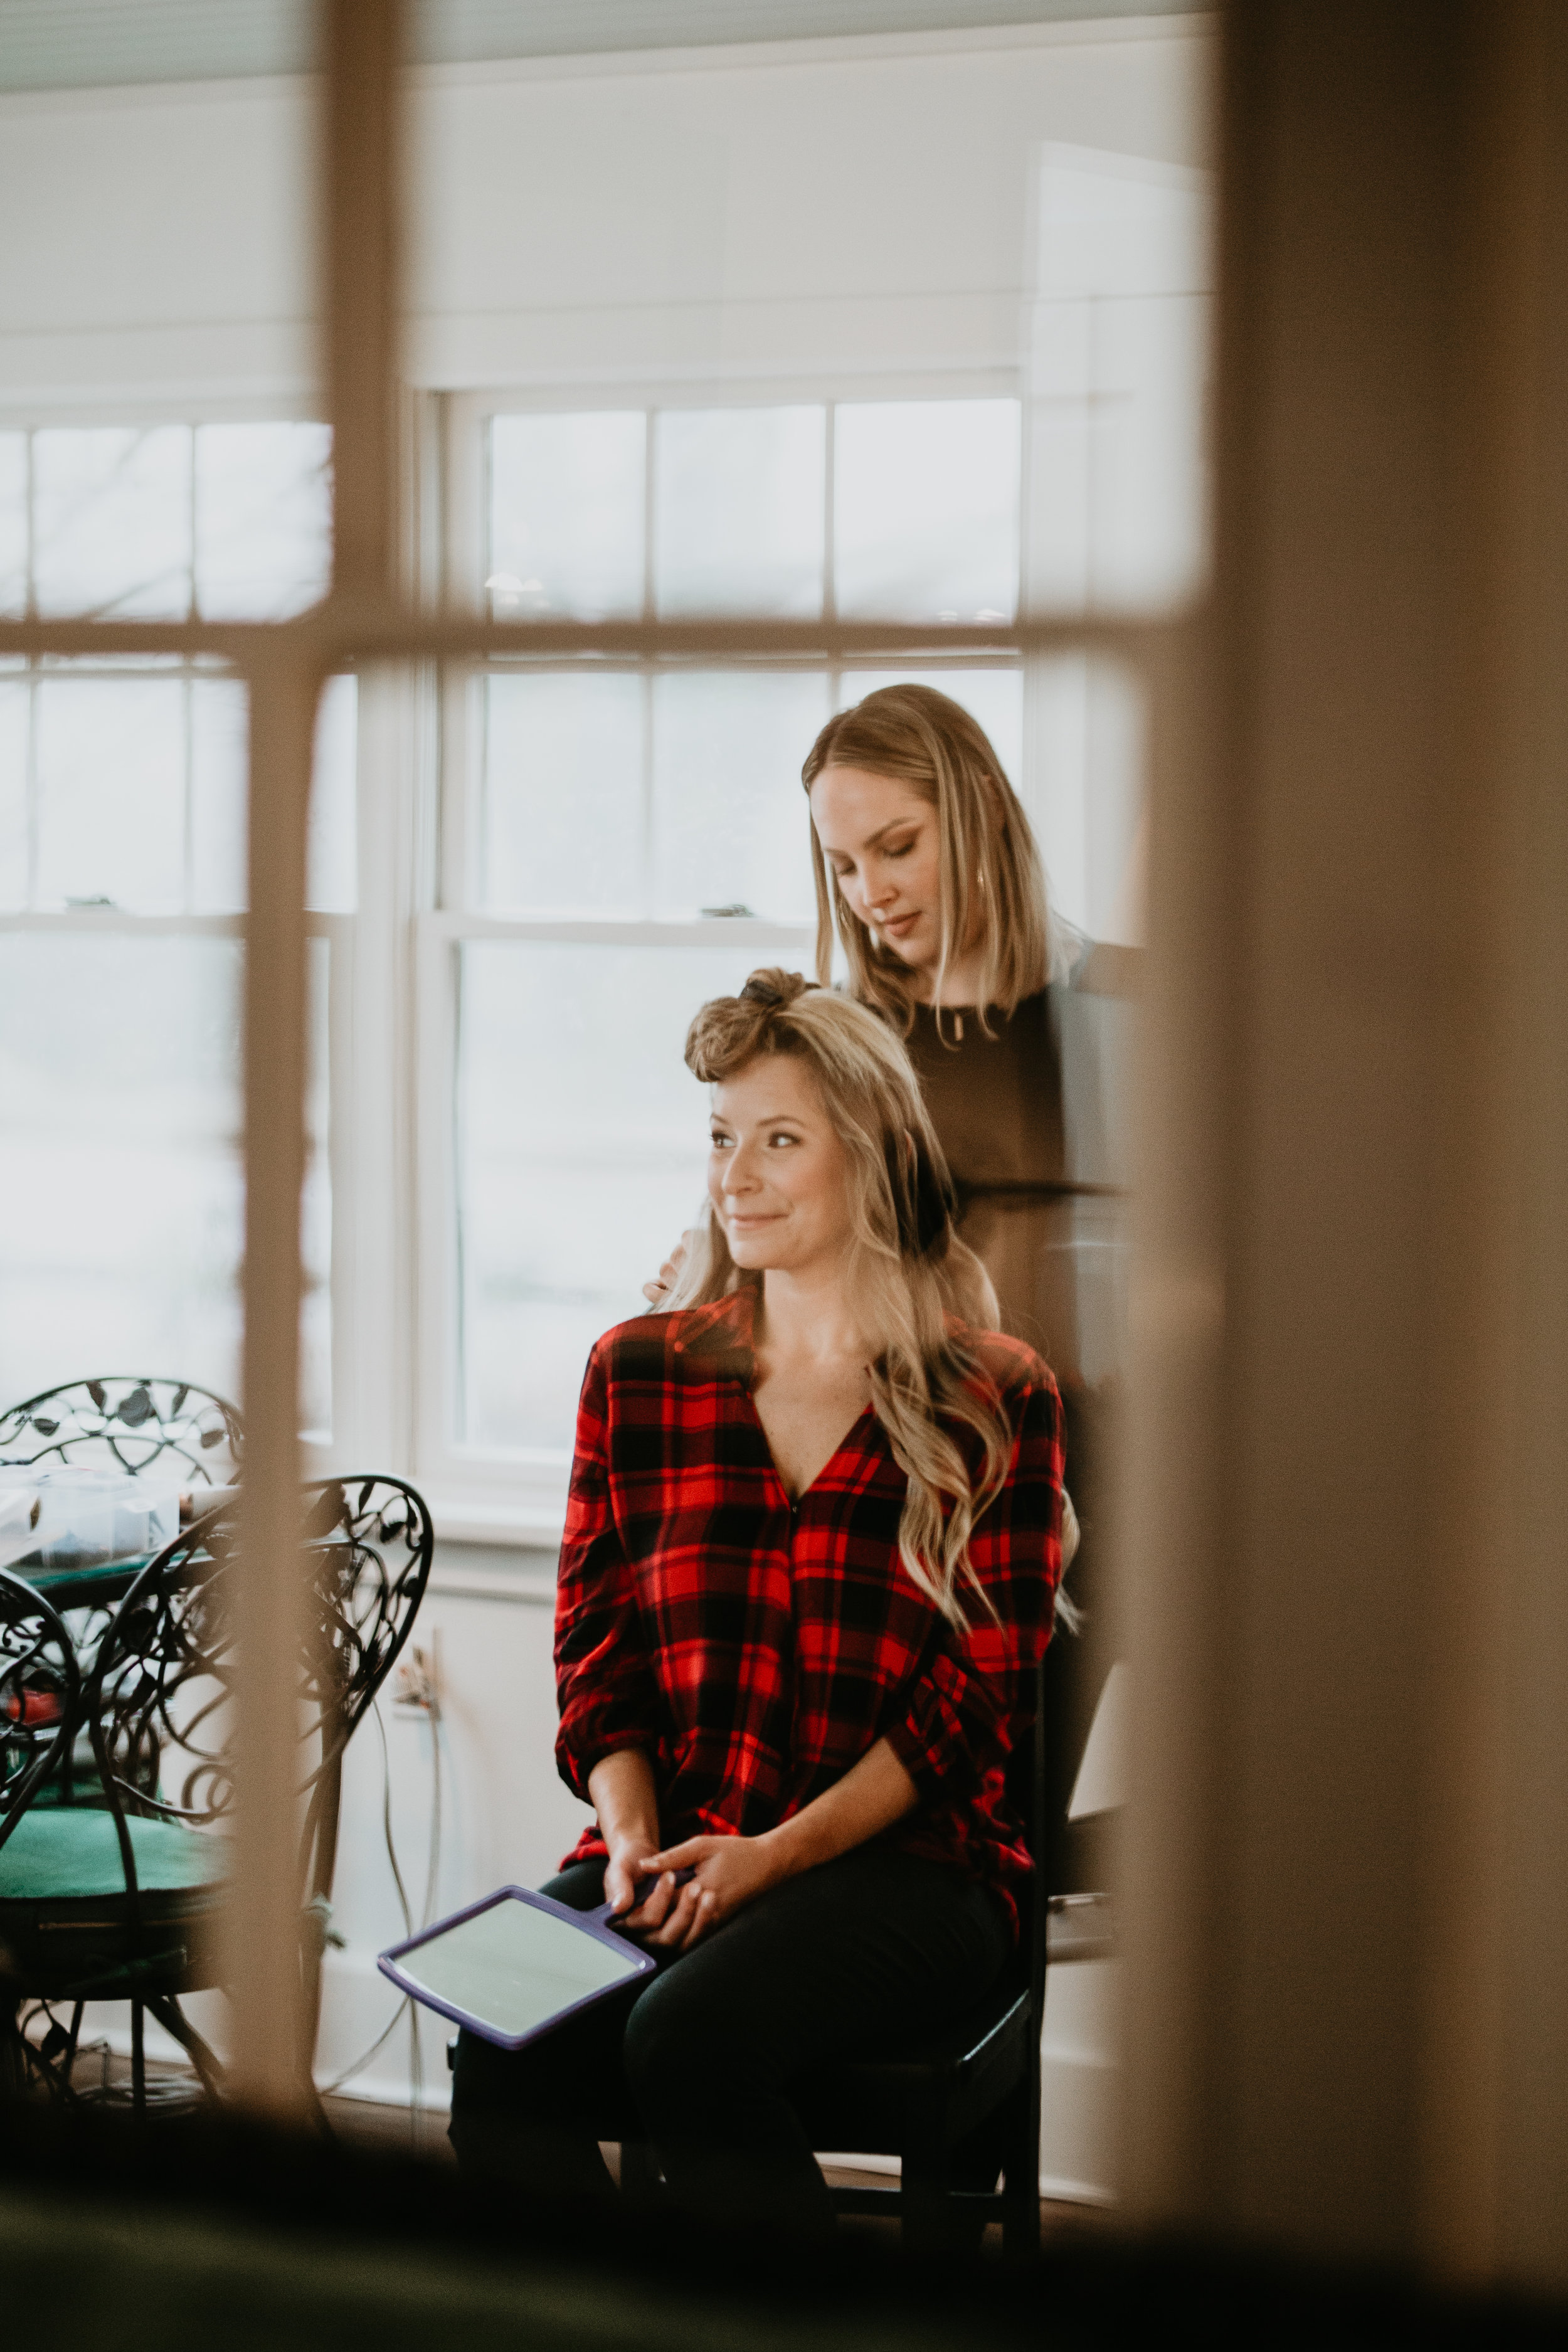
[393,1629,442,1719]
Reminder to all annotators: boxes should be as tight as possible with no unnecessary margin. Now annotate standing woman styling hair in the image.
[802,681,1126,1392]
[450,970,1064,2237]
[650,682,1130,1397]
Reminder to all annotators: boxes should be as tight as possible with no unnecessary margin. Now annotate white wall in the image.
[0,75,316,415]
[409,23,1210,398]
[0,19,1210,414]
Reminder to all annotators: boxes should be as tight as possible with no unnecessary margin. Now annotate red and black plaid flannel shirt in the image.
[554,1288,1065,1939]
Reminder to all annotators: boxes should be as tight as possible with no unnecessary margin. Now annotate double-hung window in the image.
[420,393,1026,1535]
[0,421,354,1444]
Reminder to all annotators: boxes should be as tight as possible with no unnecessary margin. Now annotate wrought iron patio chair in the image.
[0,1377,243,1489]
[0,1475,432,2113]
[0,1377,245,1811]
[0,1571,88,2095]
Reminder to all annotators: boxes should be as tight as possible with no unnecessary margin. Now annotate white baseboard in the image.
[817,2150,1111,2206]
[1037,2174,1116,2207]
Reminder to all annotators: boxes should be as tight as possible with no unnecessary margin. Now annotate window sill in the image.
[425,1495,566,1550]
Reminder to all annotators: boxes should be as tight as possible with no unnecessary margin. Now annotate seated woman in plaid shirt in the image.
[449,969,1066,2235]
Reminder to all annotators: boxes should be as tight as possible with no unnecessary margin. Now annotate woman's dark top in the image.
[903,968,1135,1392]
[553,1289,1066,1939]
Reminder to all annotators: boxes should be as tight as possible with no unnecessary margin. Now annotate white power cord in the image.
[319,1685,443,2121]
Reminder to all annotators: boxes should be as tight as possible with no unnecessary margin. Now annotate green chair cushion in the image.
[0,1808,226,1905]
[28,1762,110,1810]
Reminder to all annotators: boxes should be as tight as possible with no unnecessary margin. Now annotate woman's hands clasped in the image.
[600,1828,665,1924]
[627,1832,783,1952]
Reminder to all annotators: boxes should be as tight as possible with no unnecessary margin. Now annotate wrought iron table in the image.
[15,1557,154,1613]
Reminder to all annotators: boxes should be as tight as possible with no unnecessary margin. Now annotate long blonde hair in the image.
[663,968,1013,1630]
[801,682,1051,1032]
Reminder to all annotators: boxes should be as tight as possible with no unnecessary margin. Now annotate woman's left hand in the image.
[633,1832,783,1952]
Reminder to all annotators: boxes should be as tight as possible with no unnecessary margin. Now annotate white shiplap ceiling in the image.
[0,0,1202,92]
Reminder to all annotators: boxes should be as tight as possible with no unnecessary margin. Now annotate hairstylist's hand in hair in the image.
[641,1228,696,1305]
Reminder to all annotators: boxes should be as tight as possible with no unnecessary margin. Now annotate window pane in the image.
[834,399,1019,622]
[0,435,25,618]
[35,675,185,912]
[300,935,333,1438]
[1028,655,1147,945]
[1029,147,1212,612]
[0,679,26,910]
[483,671,643,915]
[33,426,192,620]
[0,933,332,1436]
[309,673,358,914]
[457,940,765,1455]
[489,412,644,620]
[655,407,824,618]
[190,675,248,915]
[1088,296,1209,608]
[0,935,241,1409]
[194,421,332,620]
[188,671,357,916]
[651,670,826,923]
[839,669,1024,797]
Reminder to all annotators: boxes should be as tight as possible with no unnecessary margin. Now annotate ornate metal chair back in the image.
[0,1572,80,1850]
[85,1478,432,1908]
[294,1478,434,1991]
[0,1378,243,1490]
[87,1516,237,1847]
[298,1476,434,1773]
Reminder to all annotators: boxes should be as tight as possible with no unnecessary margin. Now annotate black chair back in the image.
[999,1620,1116,2018]
[0,1378,243,1489]
[998,1654,1049,2013]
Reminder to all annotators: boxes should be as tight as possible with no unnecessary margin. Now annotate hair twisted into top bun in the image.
[739,968,815,1010]
[666,967,1008,1630]
[684,967,819,1082]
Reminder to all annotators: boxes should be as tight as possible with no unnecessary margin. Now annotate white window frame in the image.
[0,402,368,1471]
[411,381,1031,1540]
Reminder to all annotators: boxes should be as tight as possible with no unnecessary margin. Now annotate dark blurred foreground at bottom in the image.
[0,2099,1562,2351]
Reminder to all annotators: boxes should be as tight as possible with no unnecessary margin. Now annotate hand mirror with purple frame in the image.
[378,1872,692,2052]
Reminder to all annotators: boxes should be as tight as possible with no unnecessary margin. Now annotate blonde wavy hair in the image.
[801,682,1052,1035]
[662,968,1014,1630]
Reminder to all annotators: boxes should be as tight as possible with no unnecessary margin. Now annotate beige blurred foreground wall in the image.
[1121,0,1568,2292]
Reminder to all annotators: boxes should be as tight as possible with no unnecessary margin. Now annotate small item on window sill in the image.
[700,904,755,919]
[65,895,115,909]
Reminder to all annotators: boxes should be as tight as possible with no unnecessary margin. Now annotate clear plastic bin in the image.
[0,1467,180,1571]
[0,1476,43,1574]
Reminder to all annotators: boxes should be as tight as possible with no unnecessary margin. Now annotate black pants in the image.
[448,1843,1011,2235]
